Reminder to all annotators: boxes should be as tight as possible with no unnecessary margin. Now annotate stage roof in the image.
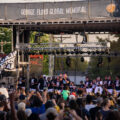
[0,0,83,3]
[0,0,120,33]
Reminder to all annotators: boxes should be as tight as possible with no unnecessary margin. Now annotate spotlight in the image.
[56,50,60,54]
[114,52,118,56]
[61,49,65,54]
[66,51,70,54]
[66,56,71,67]
[105,51,109,54]
[87,51,91,54]
[92,51,95,55]
[101,51,105,54]
[107,56,111,63]
[75,50,79,54]
[98,56,103,64]
[70,51,74,54]
[81,57,84,62]
[80,51,83,54]
[96,51,100,54]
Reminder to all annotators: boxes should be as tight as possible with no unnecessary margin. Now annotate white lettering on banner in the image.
[0,51,17,70]
[37,9,49,15]
[21,6,86,16]
[49,9,54,15]
[21,9,35,15]
[66,7,86,14]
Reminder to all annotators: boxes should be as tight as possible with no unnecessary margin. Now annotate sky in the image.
[0,0,85,3]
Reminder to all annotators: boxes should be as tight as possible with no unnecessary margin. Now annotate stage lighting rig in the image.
[107,56,111,63]
[66,56,71,67]
[98,56,103,64]
[87,51,91,55]
[70,51,74,54]
[66,50,70,54]
[56,50,60,54]
[81,57,84,62]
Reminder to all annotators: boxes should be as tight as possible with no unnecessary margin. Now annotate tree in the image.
[30,31,50,75]
[0,27,12,54]
[88,34,120,79]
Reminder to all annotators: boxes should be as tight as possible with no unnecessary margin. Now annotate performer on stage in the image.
[115,76,120,90]
[29,74,38,90]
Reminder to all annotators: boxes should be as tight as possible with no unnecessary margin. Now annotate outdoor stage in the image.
[0,0,120,89]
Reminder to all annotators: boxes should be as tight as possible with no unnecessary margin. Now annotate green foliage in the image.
[88,34,120,79]
[30,31,50,75]
[0,27,12,54]
[55,57,88,73]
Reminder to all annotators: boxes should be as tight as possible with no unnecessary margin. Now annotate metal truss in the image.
[16,42,110,51]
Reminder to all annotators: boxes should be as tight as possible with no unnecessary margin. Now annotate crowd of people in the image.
[0,74,120,120]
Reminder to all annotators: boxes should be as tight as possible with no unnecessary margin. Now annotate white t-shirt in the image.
[85,104,96,111]
[0,87,9,98]
[94,86,103,94]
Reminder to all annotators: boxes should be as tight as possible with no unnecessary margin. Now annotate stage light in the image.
[101,51,105,54]
[98,56,103,64]
[114,52,118,56]
[66,51,70,54]
[107,56,111,63]
[66,56,71,67]
[81,57,84,62]
[70,51,74,54]
[92,51,95,55]
[61,50,65,54]
[87,51,91,54]
[56,50,60,54]
[75,50,79,54]
[80,51,83,54]
[96,51,100,54]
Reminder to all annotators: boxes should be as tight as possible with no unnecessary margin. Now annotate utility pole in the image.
[49,35,54,76]
[74,32,79,85]
[27,56,30,91]
[16,27,20,81]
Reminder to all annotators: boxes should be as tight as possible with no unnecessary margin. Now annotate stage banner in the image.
[0,0,120,20]
[0,51,17,70]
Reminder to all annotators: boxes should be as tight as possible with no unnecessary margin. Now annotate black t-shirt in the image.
[89,106,101,120]
[100,109,110,120]
[38,78,44,89]
[18,76,25,87]
[29,77,38,88]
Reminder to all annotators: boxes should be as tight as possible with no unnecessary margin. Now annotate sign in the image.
[30,55,43,65]
[0,51,17,70]
[0,0,120,21]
